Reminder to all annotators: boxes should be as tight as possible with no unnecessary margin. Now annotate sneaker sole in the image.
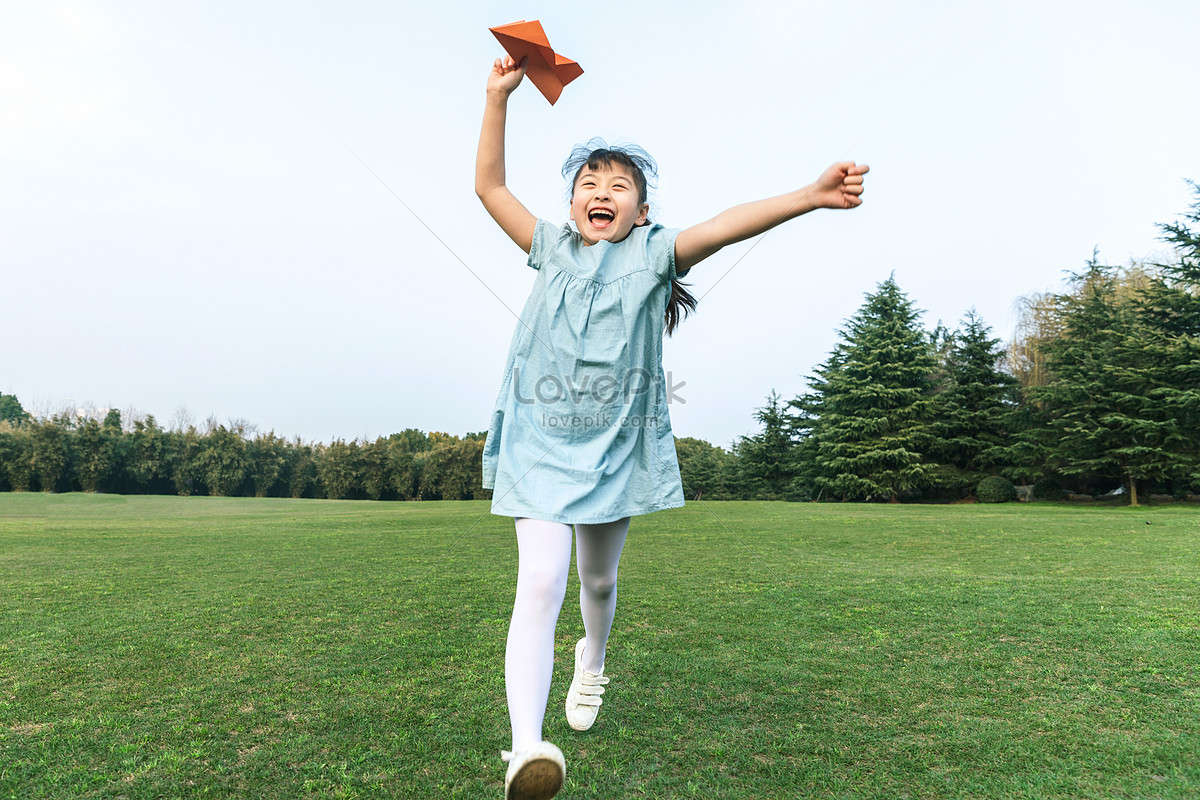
[507,755,564,800]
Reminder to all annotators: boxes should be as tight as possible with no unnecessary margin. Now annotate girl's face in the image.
[569,164,649,245]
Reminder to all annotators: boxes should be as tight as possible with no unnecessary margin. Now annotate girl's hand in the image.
[487,55,527,97]
[810,162,869,209]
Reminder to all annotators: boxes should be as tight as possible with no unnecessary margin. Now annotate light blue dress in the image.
[482,219,688,524]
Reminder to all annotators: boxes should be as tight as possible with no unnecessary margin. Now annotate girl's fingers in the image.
[828,162,869,176]
[494,55,527,75]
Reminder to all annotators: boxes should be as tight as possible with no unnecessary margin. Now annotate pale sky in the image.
[4,1,1198,449]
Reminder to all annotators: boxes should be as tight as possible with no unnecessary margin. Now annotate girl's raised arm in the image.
[475,56,537,254]
[674,162,869,273]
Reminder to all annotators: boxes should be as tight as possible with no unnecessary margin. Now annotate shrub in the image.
[1032,477,1066,501]
[977,476,1017,503]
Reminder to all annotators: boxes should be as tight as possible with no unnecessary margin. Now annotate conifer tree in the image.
[1029,260,1183,504]
[1011,184,1200,500]
[800,277,941,501]
[1131,183,1200,490]
[738,390,800,500]
[930,309,1019,491]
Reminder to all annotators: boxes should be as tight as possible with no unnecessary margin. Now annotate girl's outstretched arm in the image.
[475,56,537,253]
[674,162,869,273]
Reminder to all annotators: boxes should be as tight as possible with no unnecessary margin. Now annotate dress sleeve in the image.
[526,219,560,271]
[644,223,685,283]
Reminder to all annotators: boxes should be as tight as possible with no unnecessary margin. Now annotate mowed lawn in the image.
[1,494,1197,799]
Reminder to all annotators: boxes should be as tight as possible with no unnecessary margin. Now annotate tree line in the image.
[0,407,491,501]
[726,184,1200,505]
[0,397,780,502]
[3,186,1196,505]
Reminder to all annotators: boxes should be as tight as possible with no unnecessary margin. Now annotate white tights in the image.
[505,516,630,752]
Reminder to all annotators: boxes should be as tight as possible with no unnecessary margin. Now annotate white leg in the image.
[506,517,573,751]
[573,517,630,674]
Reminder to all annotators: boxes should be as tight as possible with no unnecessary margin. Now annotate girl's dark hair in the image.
[562,138,697,336]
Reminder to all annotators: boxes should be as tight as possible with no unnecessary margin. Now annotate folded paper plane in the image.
[490,19,583,105]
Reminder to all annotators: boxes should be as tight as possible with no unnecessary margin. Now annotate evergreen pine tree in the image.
[930,309,1020,492]
[1131,183,1200,491]
[802,277,941,501]
[1029,260,1185,504]
[737,390,800,500]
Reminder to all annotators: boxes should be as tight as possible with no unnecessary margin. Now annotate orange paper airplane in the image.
[490,19,583,105]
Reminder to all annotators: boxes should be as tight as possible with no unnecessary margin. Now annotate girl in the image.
[476,55,868,800]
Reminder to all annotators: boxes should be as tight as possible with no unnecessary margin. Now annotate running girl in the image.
[475,54,868,800]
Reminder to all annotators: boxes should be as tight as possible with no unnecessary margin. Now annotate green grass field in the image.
[1,493,1198,799]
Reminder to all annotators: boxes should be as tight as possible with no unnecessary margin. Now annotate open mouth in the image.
[588,208,615,228]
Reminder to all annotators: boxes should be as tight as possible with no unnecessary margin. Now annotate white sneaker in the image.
[565,637,610,732]
[502,741,565,800]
